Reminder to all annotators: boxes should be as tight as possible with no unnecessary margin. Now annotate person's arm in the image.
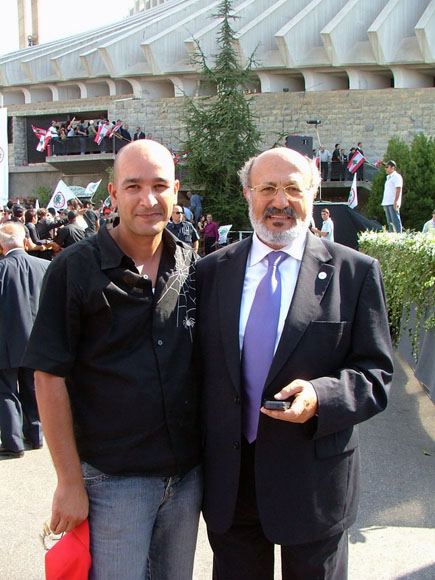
[35,371,88,534]
[394,186,402,211]
[192,240,199,252]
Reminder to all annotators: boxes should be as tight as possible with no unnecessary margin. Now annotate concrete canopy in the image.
[1,0,434,105]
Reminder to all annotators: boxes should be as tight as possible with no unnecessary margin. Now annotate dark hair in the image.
[25,209,36,223]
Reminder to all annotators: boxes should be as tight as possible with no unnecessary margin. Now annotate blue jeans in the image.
[82,462,202,580]
[383,204,402,233]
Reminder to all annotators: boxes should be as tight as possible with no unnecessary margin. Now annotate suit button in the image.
[233,441,240,450]
[157,339,163,346]
[234,396,240,405]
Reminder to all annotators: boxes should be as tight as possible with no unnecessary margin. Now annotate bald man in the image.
[24,141,201,580]
[196,147,393,579]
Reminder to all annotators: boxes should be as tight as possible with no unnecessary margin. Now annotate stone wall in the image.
[6,87,435,197]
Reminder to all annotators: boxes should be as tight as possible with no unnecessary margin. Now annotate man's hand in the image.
[50,481,89,534]
[260,379,318,423]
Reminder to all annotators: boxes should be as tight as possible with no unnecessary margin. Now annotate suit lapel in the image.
[216,237,252,394]
[266,233,334,387]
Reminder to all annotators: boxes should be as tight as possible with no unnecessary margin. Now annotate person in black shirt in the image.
[82,201,100,236]
[53,210,86,249]
[166,204,199,251]
[24,140,201,580]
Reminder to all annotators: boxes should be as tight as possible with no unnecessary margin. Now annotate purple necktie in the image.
[241,251,288,442]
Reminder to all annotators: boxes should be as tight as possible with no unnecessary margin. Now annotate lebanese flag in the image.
[32,125,51,152]
[94,122,109,145]
[347,151,365,174]
[108,121,122,138]
[348,173,358,209]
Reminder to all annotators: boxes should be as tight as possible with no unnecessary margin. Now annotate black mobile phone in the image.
[263,399,293,411]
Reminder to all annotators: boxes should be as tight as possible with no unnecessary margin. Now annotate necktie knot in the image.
[267,250,288,269]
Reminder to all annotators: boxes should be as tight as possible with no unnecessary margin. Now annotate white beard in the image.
[248,203,312,247]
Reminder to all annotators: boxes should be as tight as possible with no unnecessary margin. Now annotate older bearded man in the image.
[196,147,393,580]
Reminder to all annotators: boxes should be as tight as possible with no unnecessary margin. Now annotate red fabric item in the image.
[45,520,91,580]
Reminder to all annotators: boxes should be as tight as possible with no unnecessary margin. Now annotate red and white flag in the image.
[347,151,365,174]
[348,173,358,209]
[108,121,122,139]
[32,125,51,152]
[94,122,109,145]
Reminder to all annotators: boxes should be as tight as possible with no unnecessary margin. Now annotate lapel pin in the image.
[318,272,327,280]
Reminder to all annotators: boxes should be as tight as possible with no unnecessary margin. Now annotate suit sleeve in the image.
[311,259,393,439]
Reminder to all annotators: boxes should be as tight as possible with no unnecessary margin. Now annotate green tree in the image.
[182,0,261,229]
[31,185,52,207]
[403,133,435,230]
[366,134,435,230]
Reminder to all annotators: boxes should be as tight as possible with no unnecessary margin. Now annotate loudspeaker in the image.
[285,135,313,157]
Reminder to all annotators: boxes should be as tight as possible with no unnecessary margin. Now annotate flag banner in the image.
[218,225,232,245]
[47,180,76,211]
[0,108,9,207]
[108,122,122,139]
[94,122,109,145]
[35,199,40,210]
[85,179,102,197]
[348,173,358,209]
[32,125,51,152]
[347,151,365,174]
[103,196,111,207]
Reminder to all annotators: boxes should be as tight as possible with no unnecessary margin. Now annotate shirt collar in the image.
[5,248,25,256]
[98,222,179,271]
[249,230,307,267]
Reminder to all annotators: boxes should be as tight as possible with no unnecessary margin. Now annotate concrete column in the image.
[17,0,26,49]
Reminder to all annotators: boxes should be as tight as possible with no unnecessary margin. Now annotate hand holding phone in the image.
[263,397,294,411]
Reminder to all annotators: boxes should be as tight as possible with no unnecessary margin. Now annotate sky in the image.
[1,0,131,56]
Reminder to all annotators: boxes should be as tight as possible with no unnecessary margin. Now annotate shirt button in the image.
[234,396,240,405]
[233,441,240,450]
[157,339,163,346]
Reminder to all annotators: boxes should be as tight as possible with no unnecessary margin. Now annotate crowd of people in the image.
[46,117,153,156]
[314,141,365,181]
[0,137,431,580]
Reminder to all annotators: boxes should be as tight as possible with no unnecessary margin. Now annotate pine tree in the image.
[182,0,261,229]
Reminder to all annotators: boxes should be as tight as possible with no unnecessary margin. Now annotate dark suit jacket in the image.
[196,232,393,545]
[0,249,49,368]
[133,131,146,140]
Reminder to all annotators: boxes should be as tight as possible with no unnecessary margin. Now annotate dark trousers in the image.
[208,440,348,580]
[320,162,329,182]
[205,236,217,255]
[0,367,41,451]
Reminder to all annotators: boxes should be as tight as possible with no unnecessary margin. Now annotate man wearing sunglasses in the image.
[196,147,393,579]
[166,204,199,252]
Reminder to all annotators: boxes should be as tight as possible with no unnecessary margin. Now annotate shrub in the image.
[358,230,435,360]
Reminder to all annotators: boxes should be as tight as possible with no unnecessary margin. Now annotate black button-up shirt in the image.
[24,226,200,476]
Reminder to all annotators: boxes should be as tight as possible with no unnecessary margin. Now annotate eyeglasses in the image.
[249,184,305,201]
[173,211,184,215]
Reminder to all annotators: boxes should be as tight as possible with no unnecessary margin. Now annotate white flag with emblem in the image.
[47,180,76,211]
[348,173,358,209]
[85,179,102,197]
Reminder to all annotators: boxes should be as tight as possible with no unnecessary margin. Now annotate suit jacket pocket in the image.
[315,426,358,459]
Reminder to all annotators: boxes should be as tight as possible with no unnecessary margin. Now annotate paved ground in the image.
[1,354,434,579]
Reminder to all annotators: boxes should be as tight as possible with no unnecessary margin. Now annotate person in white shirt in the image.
[318,145,331,182]
[422,210,435,233]
[313,208,334,242]
[381,160,403,233]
